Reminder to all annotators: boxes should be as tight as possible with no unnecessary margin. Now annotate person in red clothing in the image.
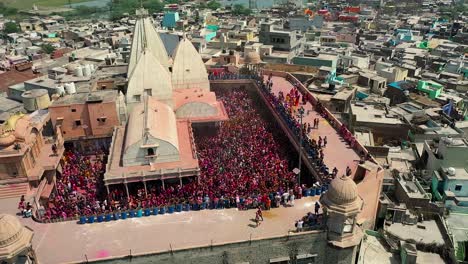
[257,206,263,221]
[265,197,271,210]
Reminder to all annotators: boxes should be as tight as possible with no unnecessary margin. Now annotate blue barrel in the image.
[316,188,322,195]
[79,216,87,224]
[176,204,182,212]
[121,212,127,219]
[105,214,112,222]
[97,215,104,223]
[114,212,120,220]
[310,188,316,196]
[168,206,175,214]
[136,209,143,217]
[323,184,329,191]
[192,204,199,211]
[152,207,159,216]
[159,207,166,215]
[201,202,207,210]
[305,189,311,197]
[88,215,95,223]
[321,185,327,193]
[184,204,190,211]
[144,208,151,216]
[129,210,135,218]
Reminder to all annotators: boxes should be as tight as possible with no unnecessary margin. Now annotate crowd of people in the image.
[260,73,337,184]
[295,201,323,232]
[41,87,302,220]
[44,151,106,221]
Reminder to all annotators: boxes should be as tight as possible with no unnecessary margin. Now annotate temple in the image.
[0,111,63,200]
[105,9,228,194]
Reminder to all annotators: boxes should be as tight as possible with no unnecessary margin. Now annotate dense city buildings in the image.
[0,0,468,263]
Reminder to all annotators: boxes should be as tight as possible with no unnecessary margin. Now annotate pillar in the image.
[179,177,182,186]
[124,182,129,199]
[106,185,110,195]
[143,180,147,197]
[162,179,165,190]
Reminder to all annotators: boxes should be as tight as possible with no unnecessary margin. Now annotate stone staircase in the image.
[0,182,29,199]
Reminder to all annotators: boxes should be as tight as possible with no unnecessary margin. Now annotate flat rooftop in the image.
[351,103,404,125]
[21,196,321,264]
[358,231,445,264]
[385,220,445,245]
[50,90,119,106]
[441,166,468,180]
[0,69,41,92]
[446,213,468,246]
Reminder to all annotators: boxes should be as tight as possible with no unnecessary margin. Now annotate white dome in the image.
[326,175,358,205]
[0,214,22,247]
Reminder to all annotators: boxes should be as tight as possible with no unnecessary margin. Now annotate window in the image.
[147,148,155,156]
[144,89,152,96]
[75,120,81,126]
[101,85,107,90]
[71,109,76,112]
[62,131,66,134]
[134,94,141,102]
[97,117,107,123]
[455,185,462,191]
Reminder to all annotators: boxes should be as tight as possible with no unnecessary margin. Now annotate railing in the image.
[37,186,328,224]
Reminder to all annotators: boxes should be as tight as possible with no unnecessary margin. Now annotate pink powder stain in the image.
[96,250,110,258]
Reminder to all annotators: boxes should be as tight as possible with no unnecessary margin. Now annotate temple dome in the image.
[0,215,22,247]
[244,51,262,64]
[0,133,16,147]
[0,214,34,260]
[326,175,358,205]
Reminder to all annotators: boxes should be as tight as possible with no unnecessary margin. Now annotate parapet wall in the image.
[85,230,356,264]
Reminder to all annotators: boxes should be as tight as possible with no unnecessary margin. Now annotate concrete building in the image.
[0,111,64,198]
[259,20,304,54]
[422,137,468,204]
[350,102,410,144]
[162,12,180,29]
[289,15,324,31]
[48,90,126,153]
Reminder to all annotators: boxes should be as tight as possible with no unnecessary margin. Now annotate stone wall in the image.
[89,231,356,264]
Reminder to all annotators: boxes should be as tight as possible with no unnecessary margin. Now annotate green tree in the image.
[41,44,56,54]
[207,0,221,10]
[3,22,20,34]
[0,3,18,16]
[232,4,251,16]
